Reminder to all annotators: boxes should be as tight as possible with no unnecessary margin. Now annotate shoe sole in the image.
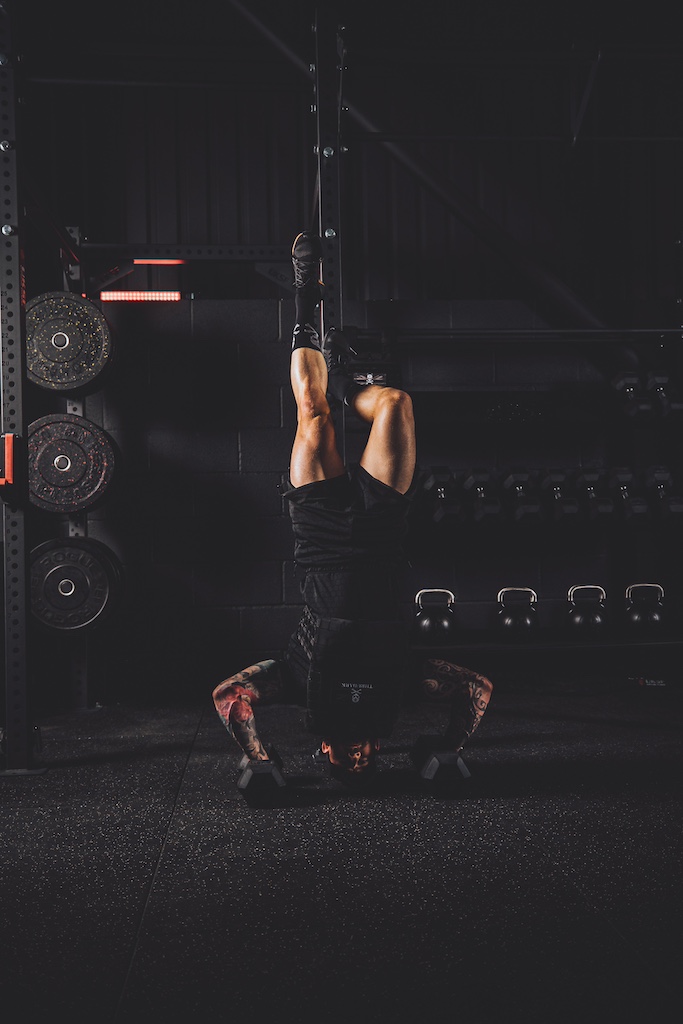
[291,231,322,261]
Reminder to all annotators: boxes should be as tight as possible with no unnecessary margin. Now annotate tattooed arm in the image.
[419,658,493,752]
[212,659,283,762]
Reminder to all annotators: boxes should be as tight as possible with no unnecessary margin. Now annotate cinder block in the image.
[495,343,581,386]
[406,346,495,389]
[365,300,451,330]
[140,472,195,517]
[191,300,280,344]
[283,560,305,605]
[191,608,244,682]
[192,560,282,607]
[106,301,193,345]
[239,428,292,472]
[147,427,239,473]
[237,515,295,561]
[194,472,283,517]
[240,605,303,650]
[139,557,195,608]
[280,386,297,431]
[340,300,369,327]
[239,339,290,387]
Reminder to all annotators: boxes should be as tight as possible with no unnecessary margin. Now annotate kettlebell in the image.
[625,583,665,632]
[567,584,607,632]
[497,586,538,634]
[414,589,456,643]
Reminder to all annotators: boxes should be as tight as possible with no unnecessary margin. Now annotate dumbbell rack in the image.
[340,324,683,687]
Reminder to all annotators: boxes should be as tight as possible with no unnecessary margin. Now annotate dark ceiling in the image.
[15,0,683,77]
[9,0,683,324]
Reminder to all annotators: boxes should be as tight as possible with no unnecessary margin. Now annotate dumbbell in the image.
[502,469,543,523]
[412,735,472,791]
[236,745,286,806]
[645,372,683,417]
[463,469,502,523]
[645,465,683,519]
[423,466,462,523]
[611,372,653,418]
[541,470,581,522]
[609,467,649,522]
[420,749,471,786]
[574,467,614,519]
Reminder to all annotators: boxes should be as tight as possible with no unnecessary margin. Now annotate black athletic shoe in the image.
[322,327,361,405]
[291,231,323,290]
[321,326,358,375]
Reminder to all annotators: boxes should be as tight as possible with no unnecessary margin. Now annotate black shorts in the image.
[282,463,416,569]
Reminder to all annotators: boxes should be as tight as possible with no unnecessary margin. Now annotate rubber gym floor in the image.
[1,661,682,1024]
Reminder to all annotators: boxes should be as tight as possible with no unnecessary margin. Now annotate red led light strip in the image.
[100,291,182,302]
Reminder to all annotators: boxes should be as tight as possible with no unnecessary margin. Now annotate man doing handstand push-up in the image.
[212,231,493,788]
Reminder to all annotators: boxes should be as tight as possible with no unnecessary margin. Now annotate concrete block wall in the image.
[24,297,683,711]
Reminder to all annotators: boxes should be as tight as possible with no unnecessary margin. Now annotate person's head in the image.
[320,736,380,786]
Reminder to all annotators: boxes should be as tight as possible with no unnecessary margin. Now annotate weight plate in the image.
[28,414,117,513]
[25,291,113,394]
[30,538,123,631]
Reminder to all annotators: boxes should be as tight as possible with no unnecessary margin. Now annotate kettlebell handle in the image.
[497,586,538,605]
[625,583,664,601]
[415,588,455,609]
[568,584,606,605]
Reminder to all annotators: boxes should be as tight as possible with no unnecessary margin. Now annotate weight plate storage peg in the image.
[567,584,607,634]
[413,589,456,644]
[497,586,538,636]
[28,414,117,513]
[30,538,123,631]
[25,291,114,394]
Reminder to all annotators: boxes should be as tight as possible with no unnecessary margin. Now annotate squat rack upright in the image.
[0,0,42,775]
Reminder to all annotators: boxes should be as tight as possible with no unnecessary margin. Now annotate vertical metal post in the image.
[0,1,42,774]
[313,8,344,336]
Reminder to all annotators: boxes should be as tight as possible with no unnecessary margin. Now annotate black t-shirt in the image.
[284,562,409,737]
[281,464,417,738]
[282,464,414,569]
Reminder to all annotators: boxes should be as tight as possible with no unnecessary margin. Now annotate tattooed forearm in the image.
[227,708,270,761]
[211,660,280,761]
[419,658,493,752]
[444,680,492,749]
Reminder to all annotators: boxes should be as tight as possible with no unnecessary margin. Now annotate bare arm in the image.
[212,659,283,762]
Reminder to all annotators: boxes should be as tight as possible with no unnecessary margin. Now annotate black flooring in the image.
[2,669,683,1024]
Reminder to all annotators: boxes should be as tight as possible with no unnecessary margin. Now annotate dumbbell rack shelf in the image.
[411,638,683,652]
[410,637,681,688]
